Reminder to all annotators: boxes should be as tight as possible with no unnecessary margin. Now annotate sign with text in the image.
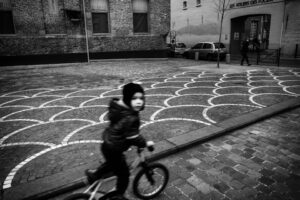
[229,0,275,9]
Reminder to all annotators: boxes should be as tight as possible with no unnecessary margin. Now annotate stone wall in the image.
[0,0,170,57]
[280,1,300,57]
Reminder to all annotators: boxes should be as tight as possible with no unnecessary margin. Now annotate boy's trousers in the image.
[94,143,130,195]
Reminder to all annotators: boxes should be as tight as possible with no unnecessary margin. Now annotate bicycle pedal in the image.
[85,169,97,184]
[83,178,90,185]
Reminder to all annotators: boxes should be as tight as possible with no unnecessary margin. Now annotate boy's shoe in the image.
[110,195,129,200]
[85,169,97,184]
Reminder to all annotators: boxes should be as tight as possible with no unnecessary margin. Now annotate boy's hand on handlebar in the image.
[147,141,154,146]
[146,141,155,152]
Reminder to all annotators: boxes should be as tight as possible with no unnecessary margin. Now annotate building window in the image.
[91,0,109,33]
[0,10,14,34]
[42,0,66,34]
[250,20,258,40]
[196,0,201,7]
[0,0,15,34]
[48,0,59,14]
[132,0,148,33]
[183,1,187,10]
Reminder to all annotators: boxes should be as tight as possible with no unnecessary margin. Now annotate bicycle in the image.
[64,146,169,200]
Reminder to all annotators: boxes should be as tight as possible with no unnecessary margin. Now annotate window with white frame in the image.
[90,0,109,33]
[132,0,148,33]
[0,0,15,34]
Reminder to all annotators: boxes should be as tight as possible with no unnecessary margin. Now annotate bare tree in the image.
[214,0,231,68]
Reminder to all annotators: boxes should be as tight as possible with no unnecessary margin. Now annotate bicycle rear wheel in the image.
[132,163,169,199]
[63,193,92,200]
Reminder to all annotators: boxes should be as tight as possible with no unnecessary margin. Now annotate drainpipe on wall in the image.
[82,0,90,63]
[279,0,286,52]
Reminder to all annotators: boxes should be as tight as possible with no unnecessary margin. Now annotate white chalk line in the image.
[2,69,300,189]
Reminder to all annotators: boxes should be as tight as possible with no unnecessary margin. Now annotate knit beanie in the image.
[122,83,145,109]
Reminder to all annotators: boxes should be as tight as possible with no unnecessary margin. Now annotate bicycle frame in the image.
[82,148,149,200]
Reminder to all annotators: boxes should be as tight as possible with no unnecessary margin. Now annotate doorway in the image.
[230,14,271,55]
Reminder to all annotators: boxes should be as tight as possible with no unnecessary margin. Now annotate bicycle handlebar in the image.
[148,145,154,152]
[137,145,155,154]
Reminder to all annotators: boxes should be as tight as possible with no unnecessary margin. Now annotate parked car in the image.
[174,42,187,55]
[183,42,227,60]
[166,42,187,57]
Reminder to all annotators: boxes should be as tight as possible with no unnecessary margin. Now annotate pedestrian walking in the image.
[240,38,251,66]
[252,37,260,52]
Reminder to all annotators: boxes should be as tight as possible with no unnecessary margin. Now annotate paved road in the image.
[50,107,300,200]
[0,59,299,199]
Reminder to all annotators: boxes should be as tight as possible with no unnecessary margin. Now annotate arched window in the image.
[90,0,109,33]
[132,0,148,33]
[183,1,187,10]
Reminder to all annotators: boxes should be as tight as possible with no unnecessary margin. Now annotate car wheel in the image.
[206,54,213,61]
[221,55,226,61]
[183,53,189,59]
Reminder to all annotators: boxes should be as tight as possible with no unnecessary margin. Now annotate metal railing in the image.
[256,48,281,66]
[295,44,300,58]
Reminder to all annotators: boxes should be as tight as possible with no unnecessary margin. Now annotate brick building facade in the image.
[0,0,170,65]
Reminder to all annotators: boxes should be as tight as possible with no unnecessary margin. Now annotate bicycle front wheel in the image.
[133,163,169,199]
[63,193,93,200]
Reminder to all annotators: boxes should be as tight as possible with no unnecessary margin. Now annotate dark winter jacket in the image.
[241,40,250,53]
[102,98,146,152]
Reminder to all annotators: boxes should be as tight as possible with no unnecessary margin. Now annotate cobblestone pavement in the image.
[0,59,201,94]
[0,59,299,199]
[50,107,300,200]
[156,107,300,200]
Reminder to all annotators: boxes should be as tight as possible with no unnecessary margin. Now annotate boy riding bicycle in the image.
[85,83,154,200]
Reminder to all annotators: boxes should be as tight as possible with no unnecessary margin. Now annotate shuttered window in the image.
[132,0,148,33]
[90,0,109,33]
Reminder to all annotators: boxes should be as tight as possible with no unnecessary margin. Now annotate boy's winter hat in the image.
[122,83,145,108]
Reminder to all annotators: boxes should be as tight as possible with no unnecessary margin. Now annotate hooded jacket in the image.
[102,98,146,152]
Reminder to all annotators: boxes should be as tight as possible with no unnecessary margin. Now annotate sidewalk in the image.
[157,106,300,200]
[0,59,299,200]
[43,103,300,200]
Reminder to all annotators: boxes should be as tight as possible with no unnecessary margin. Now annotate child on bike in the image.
[85,82,154,200]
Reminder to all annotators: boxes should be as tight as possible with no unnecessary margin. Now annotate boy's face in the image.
[131,92,144,111]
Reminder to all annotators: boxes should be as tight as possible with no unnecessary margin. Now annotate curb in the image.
[4,97,300,200]
[0,58,169,72]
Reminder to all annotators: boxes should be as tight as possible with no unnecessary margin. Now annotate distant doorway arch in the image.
[230,14,271,55]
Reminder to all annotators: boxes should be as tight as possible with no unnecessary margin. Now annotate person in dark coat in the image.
[252,37,260,52]
[240,38,251,66]
[85,83,154,200]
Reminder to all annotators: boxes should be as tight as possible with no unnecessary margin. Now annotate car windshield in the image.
[214,43,225,48]
[176,43,186,48]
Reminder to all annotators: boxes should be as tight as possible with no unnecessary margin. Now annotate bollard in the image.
[226,53,230,64]
[195,52,199,60]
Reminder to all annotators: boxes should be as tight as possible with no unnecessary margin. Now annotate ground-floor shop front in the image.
[223,0,300,58]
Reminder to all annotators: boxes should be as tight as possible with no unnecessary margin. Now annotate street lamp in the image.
[82,0,90,63]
